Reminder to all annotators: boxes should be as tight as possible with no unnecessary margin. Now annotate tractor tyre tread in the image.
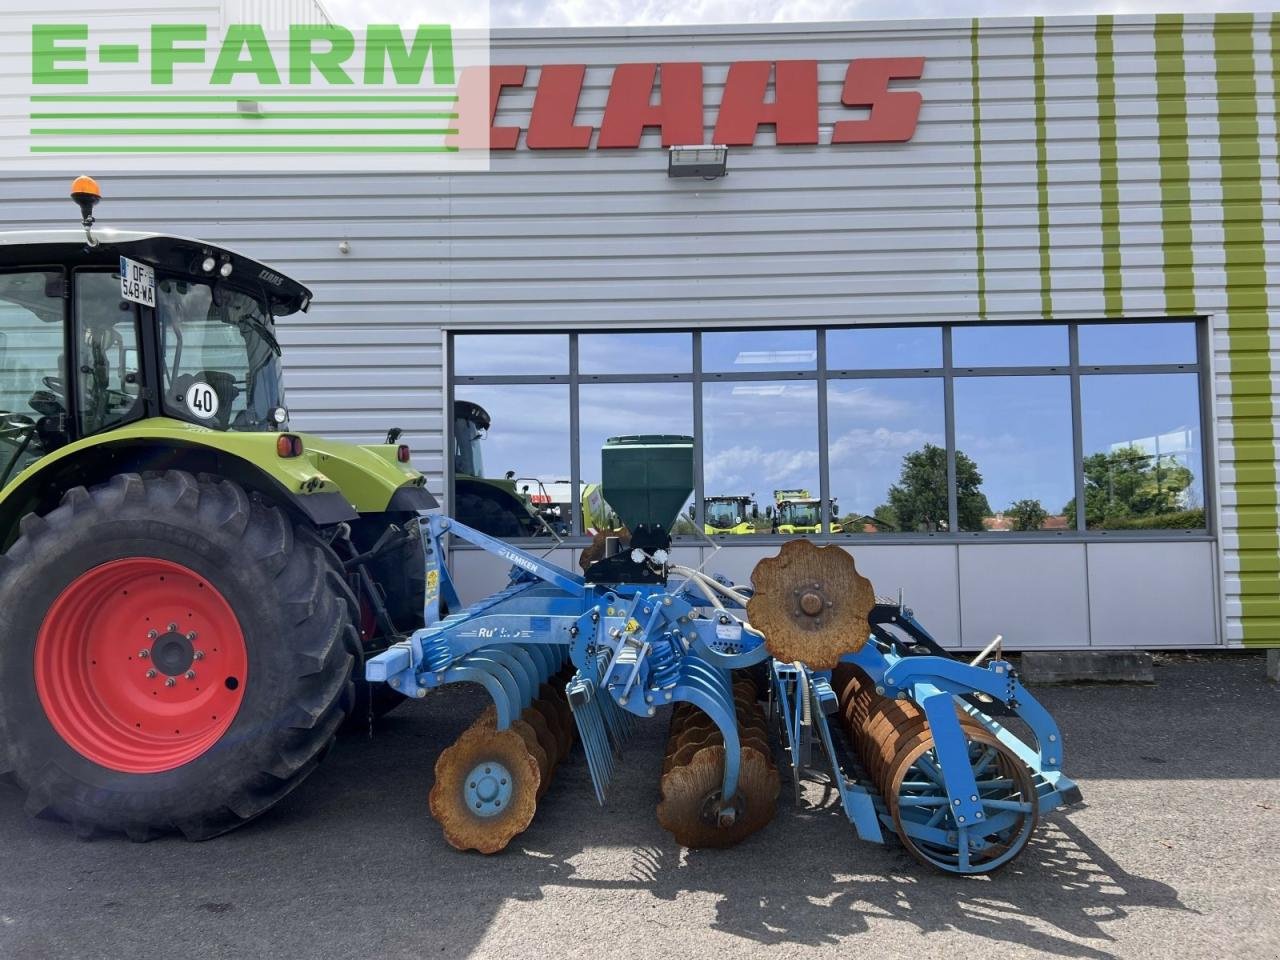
[0,470,355,841]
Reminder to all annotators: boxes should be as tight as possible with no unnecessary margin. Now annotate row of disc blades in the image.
[428,666,577,854]
[655,673,781,848]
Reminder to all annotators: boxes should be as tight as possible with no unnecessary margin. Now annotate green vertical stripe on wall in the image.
[1096,16,1123,316]
[1154,14,1195,314]
[1033,18,1053,318]
[971,18,988,321]
[1216,12,1277,647]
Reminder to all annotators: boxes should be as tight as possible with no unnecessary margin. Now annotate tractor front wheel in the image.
[0,471,357,840]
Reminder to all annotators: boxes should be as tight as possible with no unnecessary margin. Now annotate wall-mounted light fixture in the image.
[668,144,728,180]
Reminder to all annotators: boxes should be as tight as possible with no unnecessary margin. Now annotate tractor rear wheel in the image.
[0,471,357,840]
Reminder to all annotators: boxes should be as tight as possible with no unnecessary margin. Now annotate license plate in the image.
[119,256,155,308]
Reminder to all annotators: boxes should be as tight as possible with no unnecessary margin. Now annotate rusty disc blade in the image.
[428,725,541,854]
[522,705,560,771]
[537,683,574,756]
[657,744,780,849]
[474,710,552,800]
[747,539,875,670]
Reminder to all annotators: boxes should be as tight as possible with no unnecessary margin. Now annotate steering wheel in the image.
[42,373,134,407]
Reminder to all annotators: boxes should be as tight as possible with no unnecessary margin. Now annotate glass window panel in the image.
[827,327,943,370]
[703,329,816,373]
[0,270,67,480]
[952,325,1068,368]
[580,383,694,535]
[1079,322,1197,366]
[75,271,141,434]
[1080,373,1204,530]
[579,333,692,375]
[156,276,282,431]
[452,384,569,537]
[828,379,946,533]
[953,376,1075,531]
[454,334,568,377]
[702,381,819,536]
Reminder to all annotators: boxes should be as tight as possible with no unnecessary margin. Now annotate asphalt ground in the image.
[1,653,1277,960]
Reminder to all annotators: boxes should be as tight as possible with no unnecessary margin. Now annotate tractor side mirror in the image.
[122,348,140,395]
[751,504,759,519]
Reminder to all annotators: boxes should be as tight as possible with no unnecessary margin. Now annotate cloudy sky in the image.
[323,0,1278,28]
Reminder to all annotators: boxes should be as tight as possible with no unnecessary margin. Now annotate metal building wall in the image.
[0,13,1276,649]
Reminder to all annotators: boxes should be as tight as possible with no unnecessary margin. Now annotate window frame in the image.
[447,318,1213,545]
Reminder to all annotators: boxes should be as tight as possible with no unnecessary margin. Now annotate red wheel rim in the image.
[35,558,248,774]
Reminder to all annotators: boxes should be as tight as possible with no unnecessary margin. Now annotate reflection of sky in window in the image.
[828,379,945,515]
[1079,322,1197,365]
[1081,373,1203,504]
[453,384,570,482]
[579,383,693,483]
[579,333,691,374]
[454,334,568,376]
[702,382,818,496]
[828,327,943,370]
[953,325,1068,367]
[580,383,694,517]
[703,330,816,372]
[954,377,1074,514]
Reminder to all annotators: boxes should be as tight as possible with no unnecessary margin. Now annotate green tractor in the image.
[0,178,435,840]
[452,399,550,537]
[702,494,759,535]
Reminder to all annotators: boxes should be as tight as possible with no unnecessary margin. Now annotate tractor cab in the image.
[703,494,758,535]
[453,399,489,478]
[772,488,842,534]
[0,178,310,490]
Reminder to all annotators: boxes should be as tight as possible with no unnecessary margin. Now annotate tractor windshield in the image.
[705,500,743,529]
[156,277,285,431]
[780,502,820,527]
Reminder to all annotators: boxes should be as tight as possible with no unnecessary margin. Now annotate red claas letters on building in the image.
[453,59,925,150]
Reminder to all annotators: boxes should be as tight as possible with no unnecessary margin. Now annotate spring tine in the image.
[568,677,614,805]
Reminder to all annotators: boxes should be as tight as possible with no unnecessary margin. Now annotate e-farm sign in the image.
[2,1,491,171]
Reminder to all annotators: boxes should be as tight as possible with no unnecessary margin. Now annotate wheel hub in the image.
[150,628,196,677]
[464,761,513,818]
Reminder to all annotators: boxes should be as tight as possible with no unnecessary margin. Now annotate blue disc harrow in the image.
[365,511,1082,874]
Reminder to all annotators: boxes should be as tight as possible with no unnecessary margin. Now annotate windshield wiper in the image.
[235,313,281,356]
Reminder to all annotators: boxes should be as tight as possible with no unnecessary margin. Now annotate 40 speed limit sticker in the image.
[185,381,219,420]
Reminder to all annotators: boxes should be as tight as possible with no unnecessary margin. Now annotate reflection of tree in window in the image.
[1066,447,1200,530]
[876,443,989,533]
[1078,373,1203,530]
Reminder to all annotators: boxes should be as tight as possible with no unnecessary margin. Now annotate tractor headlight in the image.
[269,406,288,426]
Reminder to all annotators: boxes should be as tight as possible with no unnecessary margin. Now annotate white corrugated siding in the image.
[2,13,1277,648]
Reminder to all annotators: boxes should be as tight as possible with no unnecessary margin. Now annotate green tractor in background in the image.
[702,494,759,535]
[772,488,842,535]
[452,399,549,537]
[0,178,435,840]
